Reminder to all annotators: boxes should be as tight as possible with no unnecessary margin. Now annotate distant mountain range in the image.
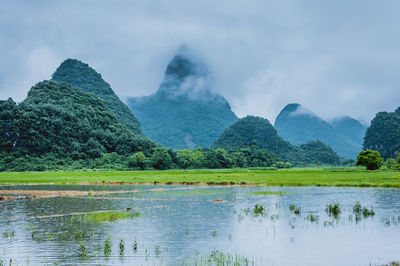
[212,115,341,165]
[127,48,238,150]
[0,47,375,164]
[274,103,366,159]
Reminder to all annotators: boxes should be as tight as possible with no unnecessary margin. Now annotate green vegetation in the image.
[51,58,144,136]
[289,204,301,215]
[1,168,400,187]
[182,250,255,266]
[77,242,89,259]
[274,103,365,159]
[212,116,342,166]
[353,201,375,218]
[253,204,266,216]
[127,52,238,150]
[82,211,140,223]
[364,106,400,160]
[0,81,155,171]
[356,150,383,170]
[249,191,288,196]
[326,202,341,218]
[103,236,112,257]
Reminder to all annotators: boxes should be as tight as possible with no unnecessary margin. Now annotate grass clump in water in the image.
[104,236,112,257]
[77,242,89,259]
[326,202,341,218]
[83,211,140,223]
[289,204,301,215]
[352,201,375,220]
[253,204,266,216]
[119,239,125,256]
[306,214,319,223]
[249,191,288,196]
[185,250,255,265]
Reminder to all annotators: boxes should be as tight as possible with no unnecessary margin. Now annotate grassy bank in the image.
[0,168,400,188]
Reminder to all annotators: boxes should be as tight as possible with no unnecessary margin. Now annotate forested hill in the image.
[127,50,238,149]
[0,81,154,161]
[212,115,341,166]
[364,107,400,159]
[51,59,144,136]
[274,103,365,159]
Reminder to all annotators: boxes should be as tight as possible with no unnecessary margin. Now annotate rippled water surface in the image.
[1,185,400,265]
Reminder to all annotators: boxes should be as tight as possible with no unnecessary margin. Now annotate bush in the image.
[356,150,383,170]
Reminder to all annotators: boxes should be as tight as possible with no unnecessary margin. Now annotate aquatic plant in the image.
[132,238,138,252]
[83,211,140,223]
[325,202,341,218]
[249,191,288,196]
[119,239,125,256]
[182,250,256,265]
[104,237,112,257]
[306,214,319,223]
[353,201,362,215]
[362,207,375,217]
[2,231,15,239]
[352,201,375,219]
[253,204,266,216]
[77,242,89,259]
[154,245,161,256]
[289,204,301,215]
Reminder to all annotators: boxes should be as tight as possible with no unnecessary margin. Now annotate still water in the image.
[0,185,399,265]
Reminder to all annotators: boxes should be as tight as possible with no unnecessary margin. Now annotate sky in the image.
[1,0,400,124]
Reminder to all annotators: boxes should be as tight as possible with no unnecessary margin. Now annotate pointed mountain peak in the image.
[164,46,208,79]
[279,103,302,114]
[158,46,211,97]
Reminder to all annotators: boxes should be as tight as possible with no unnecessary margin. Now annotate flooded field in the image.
[0,185,400,265]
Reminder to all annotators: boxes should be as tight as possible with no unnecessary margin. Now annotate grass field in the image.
[1,167,400,187]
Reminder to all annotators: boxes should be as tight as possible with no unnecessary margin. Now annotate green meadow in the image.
[1,168,400,188]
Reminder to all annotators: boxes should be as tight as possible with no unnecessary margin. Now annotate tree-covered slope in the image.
[274,103,362,159]
[0,81,154,159]
[51,59,144,136]
[127,50,238,149]
[363,107,400,159]
[212,115,340,165]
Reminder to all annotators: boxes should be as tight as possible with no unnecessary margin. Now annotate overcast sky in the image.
[1,0,400,124]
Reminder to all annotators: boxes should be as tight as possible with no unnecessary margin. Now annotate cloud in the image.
[1,0,400,123]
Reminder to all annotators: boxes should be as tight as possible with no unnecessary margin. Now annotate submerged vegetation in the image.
[326,202,341,218]
[249,191,288,196]
[83,211,140,223]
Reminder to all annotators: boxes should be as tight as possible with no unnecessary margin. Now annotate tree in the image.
[150,147,172,170]
[128,152,147,169]
[356,150,383,170]
[385,158,398,170]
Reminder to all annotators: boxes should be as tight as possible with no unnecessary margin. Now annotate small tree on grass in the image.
[356,150,383,170]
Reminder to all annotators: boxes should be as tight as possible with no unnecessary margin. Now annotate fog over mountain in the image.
[1,0,400,123]
[127,47,238,149]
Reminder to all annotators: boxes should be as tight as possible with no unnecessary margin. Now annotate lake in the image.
[0,185,399,265]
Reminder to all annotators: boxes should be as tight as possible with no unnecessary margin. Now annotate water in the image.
[0,185,400,265]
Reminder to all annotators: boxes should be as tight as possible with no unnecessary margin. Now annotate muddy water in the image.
[0,185,399,265]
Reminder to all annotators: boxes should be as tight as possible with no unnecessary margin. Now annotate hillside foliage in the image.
[363,107,400,159]
[52,59,144,136]
[212,116,341,166]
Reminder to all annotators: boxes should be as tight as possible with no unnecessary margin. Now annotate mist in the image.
[1,0,400,123]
